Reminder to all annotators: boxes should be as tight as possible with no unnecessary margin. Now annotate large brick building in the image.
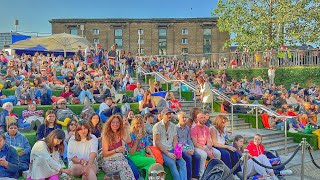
[49,18,229,55]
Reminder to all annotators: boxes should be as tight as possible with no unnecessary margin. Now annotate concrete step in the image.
[263,137,295,148]
[226,123,251,130]
[267,143,300,155]
[225,118,246,124]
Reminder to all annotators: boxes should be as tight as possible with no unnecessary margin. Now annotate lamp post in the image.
[138,30,141,56]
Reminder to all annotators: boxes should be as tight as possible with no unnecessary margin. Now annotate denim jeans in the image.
[162,150,187,180]
[182,151,201,179]
[125,156,140,180]
[0,96,17,106]
[78,90,94,103]
[276,118,297,130]
[215,147,241,174]
[35,89,52,99]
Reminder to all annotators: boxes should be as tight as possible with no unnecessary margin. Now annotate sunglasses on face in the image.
[58,102,66,105]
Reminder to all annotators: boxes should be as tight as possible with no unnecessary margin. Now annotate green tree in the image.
[213,0,320,51]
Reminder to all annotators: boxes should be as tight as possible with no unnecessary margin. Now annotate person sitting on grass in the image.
[21,103,44,131]
[68,121,98,180]
[53,98,77,127]
[127,115,156,180]
[99,97,122,119]
[36,110,62,140]
[0,132,19,179]
[15,79,36,105]
[5,123,31,174]
[28,129,71,180]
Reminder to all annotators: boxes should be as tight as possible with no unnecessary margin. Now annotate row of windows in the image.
[69,27,212,36]
[0,41,12,45]
[92,38,196,45]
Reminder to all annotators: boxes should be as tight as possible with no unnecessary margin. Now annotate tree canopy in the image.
[213,0,320,51]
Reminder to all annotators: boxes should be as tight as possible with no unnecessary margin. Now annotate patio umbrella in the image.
[10,37,41,49]
[34,33,91,57]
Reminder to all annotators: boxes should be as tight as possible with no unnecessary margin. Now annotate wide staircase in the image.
[135,67,300,155]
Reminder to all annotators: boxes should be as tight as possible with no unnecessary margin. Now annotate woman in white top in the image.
[67,121,98,180]
[197,76,213,112]
[28,129,71,180]
[210,115,241,175]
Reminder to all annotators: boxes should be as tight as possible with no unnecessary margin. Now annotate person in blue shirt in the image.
[36,110,62,140]
[0,132,19,179]
[5,123,31,173]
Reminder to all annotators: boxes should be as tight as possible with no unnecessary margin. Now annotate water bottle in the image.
[0,90,2,96]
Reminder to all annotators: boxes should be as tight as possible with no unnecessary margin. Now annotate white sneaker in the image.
[289,128,298,133]
[91,99,96,104]
[16,101,21,106]
[296,127,303,132]
[280,169,293,176]
[233,174,240,180]
[32,100,36,104]
[271,175,279,180]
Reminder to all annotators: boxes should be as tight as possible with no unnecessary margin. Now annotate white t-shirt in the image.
[67,134,98,167]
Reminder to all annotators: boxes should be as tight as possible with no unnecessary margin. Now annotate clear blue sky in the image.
[0,0,218,35]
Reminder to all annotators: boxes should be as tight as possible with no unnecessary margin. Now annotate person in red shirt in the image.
[245,134,278,179]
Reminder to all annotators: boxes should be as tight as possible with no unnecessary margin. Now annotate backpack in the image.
[201,159,233,180]
[41,93,52,105]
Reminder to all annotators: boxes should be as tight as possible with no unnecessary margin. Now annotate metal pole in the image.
[166,82,169,91]
[284,118,287,154]
[301,138,306,180]
[243,149,249,180]
[144,75,147,84]
[179,82,182,101]
[136,67,139,82]
[255,106,259,133]
[194,91,197,107]
[231,105,234,133]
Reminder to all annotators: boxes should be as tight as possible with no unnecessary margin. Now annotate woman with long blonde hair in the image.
[101,114,135,180]
[210,115,241,175]
[127,115,156,180]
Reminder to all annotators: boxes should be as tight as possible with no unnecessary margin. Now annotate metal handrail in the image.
[211,87,291,154]
[136,65,199,106]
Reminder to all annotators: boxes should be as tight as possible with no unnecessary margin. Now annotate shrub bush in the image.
[205,66,320,88]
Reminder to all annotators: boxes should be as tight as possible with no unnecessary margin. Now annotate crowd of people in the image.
[0,44,314,180]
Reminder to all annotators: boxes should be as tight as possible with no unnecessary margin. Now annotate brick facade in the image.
[50,18,229,55]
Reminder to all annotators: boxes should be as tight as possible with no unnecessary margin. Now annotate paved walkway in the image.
[279,149,320,180]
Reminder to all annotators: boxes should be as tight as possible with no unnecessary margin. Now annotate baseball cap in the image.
[161,108,174,115]
[148,163,166,176]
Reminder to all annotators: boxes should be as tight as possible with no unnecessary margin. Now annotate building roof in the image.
[49,17,218,24]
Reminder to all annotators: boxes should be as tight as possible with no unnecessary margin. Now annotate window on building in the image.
[70,27,78,35]
[115,39,123,47]
[114,29,123,49]
[181,38,188,44]
[138,29,144,35]
[203,28,211,36]
[158,28,167,55]
[93,38,100,44]
[0,42,4,45]
[115,29,123,37]
[204,39,211,46]
[159,28,167,37]
[182,48,188,53]
[4,41,11,45]
[203,28,212,54]
[0,37,4,41]
[138,39,144,45]
[92,29,100,35]
[181,28,188,35]
[137,48,145,55]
